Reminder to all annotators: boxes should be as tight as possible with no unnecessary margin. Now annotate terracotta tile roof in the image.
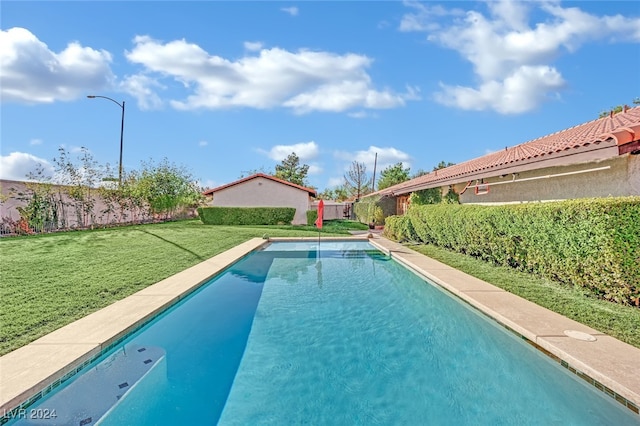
[202,173,317,197]
[376,106,640,196]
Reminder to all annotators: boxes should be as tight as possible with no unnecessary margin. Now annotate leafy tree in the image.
[318,185,349,201]
[53,147,104,227]
[13,165,62,232]
[433,161,455,170]
[238,166,271,179]
[344,161,371,199]
[274,152,309,186]
[411,169,428,179]
[377,162,411,190]
[410,188,442,205]
[133,158,203,219]
[599,99,639,118]
[411,161,454,179]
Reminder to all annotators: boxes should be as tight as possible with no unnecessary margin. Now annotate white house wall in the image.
[456,154,639,204]
[209,176,311,224]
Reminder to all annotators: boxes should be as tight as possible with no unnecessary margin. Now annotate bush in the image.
[383,215,417,241]
[387,197,640,307]
[197,207,296,225]
[353,196,395,224]
[306,209,318,226]
[409,188,441,205]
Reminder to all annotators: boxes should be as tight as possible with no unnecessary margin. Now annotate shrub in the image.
[387,197,639,306]
[353,195,395,224]
[383,215,417,241]
[409,188,441,205]
[307,209,318,226]
[197,207,296,225]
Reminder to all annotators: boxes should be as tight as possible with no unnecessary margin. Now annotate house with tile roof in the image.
[369,106,640,214]
[202,173,317,225]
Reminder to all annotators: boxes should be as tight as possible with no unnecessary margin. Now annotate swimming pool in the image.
[7,240,638,425]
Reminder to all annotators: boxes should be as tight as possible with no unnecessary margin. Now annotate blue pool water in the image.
[10,241,638,425]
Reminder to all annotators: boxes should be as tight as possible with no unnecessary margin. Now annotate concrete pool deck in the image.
[1,235,639,418]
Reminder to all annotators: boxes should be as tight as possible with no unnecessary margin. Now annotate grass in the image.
[0,219,361,355]
[406,243,640,349]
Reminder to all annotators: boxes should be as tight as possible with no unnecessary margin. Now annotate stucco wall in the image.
[0,179,141,227]
[311,202,351,221]
[209,177,312,224]
[457,154,639,204]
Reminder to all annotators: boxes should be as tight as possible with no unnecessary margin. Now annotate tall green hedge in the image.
[384,215,418,241]
[197,207,295,225]
[307,209,318,226]
[383,197,640,306]
[353,195,395,224]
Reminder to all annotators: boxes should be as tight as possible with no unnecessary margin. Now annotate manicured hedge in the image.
[306,210,318,226]
[353,195,395,224]
[384,214,417,241]
[383,197,640,306]
[197,206,296,225]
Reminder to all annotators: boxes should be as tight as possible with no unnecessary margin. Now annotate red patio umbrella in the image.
[315,199,324,229]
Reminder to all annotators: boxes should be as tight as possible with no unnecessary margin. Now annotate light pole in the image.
[87,95,125,187]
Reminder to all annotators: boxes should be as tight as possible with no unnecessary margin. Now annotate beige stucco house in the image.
[368,106,640,214]
[202,174,317,225]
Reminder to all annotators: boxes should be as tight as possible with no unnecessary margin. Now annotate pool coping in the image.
[1,235,639,419]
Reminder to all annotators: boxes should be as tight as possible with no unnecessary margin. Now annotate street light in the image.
[87,95,125,187]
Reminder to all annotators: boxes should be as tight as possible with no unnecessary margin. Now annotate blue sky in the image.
[1,1,639,191]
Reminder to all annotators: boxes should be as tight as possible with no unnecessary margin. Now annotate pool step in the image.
[15,345,166,425]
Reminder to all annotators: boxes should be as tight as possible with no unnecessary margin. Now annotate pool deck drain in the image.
[1,235,639,419]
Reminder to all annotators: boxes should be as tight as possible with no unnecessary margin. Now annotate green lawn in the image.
[2,219,638,356]
[0,219,361,355]
[407,243,640,349]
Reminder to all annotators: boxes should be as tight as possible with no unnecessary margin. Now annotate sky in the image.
[1,1,639,191]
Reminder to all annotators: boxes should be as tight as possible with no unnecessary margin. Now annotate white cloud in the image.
[0,27,114,103]
[29,138,43,146]
[198,140,209,147]
[244,41,264,51]
[335,145,411,172]
[400,0,640,114]
[125,36,415,114]
[283,81,417,114]
[281,6,299,17]
[348,111,369,119]
[307,164,323,175]
[434,65,565,114]
[399,1,462,32]
[0,152,54,181]
[119,74,164,110]
[260,141,320,162]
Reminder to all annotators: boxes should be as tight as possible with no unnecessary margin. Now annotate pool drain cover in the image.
[563,330,597,341]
